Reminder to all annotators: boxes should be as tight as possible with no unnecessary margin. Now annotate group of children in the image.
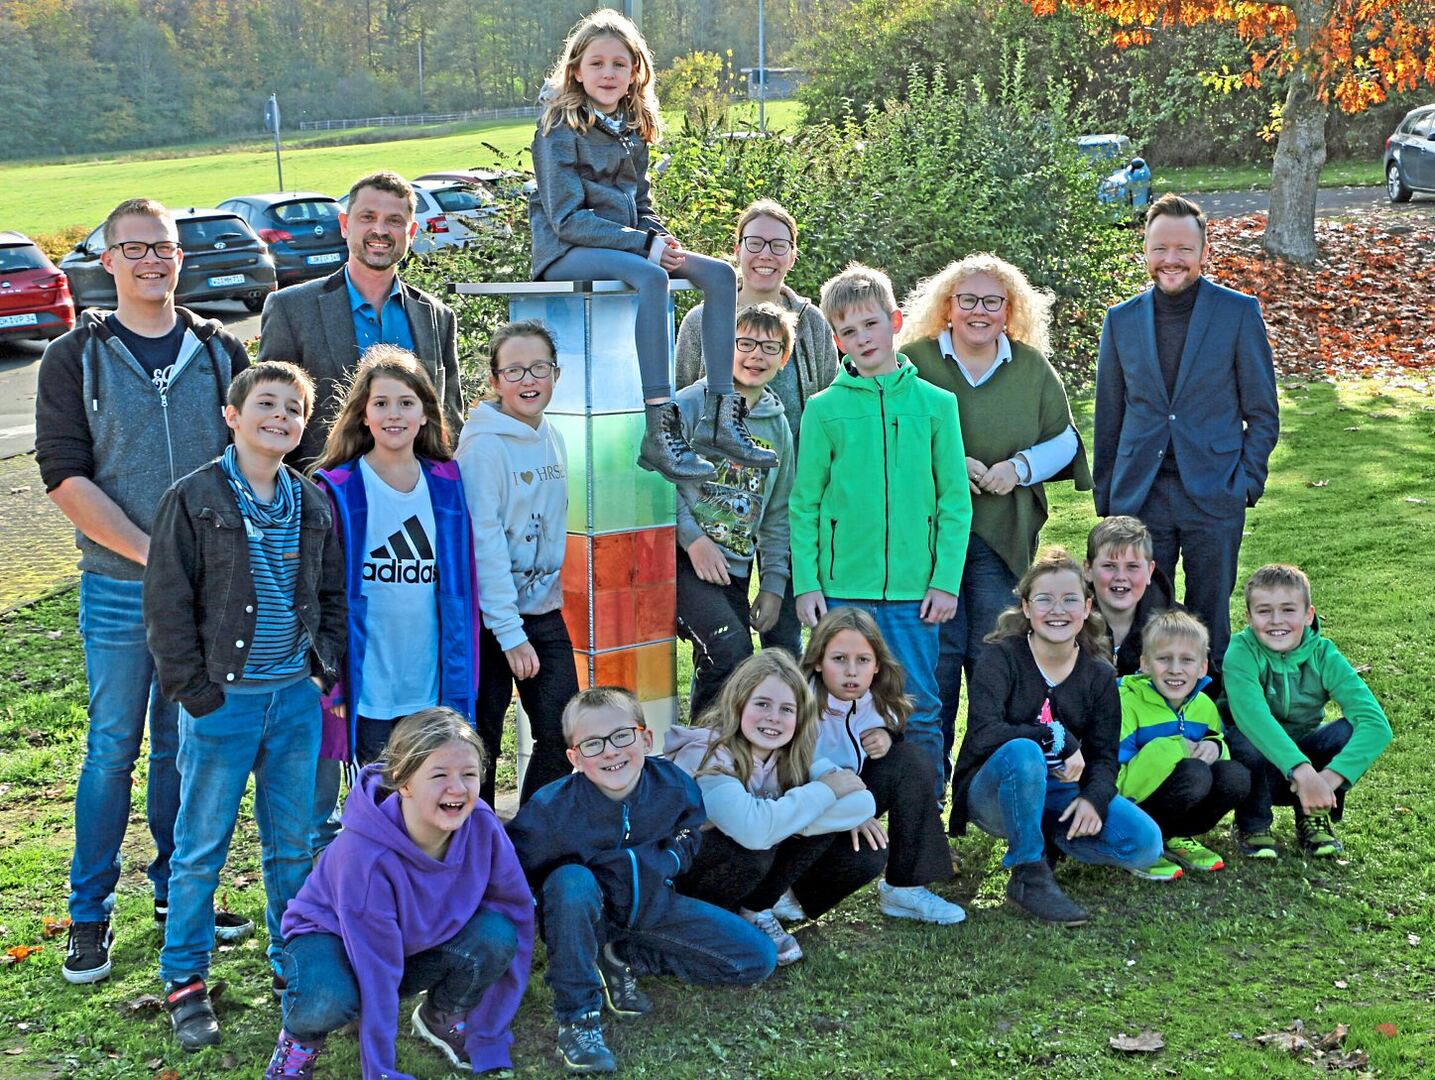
[93,7,1393,1079]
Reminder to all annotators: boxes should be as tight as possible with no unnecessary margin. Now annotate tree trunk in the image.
[1263,53,1328,263]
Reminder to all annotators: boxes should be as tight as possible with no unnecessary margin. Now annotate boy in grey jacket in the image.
[675,304,797,718]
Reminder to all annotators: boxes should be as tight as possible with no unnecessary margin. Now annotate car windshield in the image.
[0,245,47,273]
[1079,138,1131,163]
[272,200,341,226]
[178,217,253,247]
[429,187,490,212]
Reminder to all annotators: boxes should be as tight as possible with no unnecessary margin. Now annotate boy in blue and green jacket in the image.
[1117,611,1250,881]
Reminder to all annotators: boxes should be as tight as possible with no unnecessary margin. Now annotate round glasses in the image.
[736,337,784,356]
[494,361,557,383]
[739,236,793,255]
[573,725,645,758]
[953,293,1007,312]
[109,241,181,260]
[1029,593,1086,612]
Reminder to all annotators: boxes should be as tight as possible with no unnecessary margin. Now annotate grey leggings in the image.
[542,245,736,399]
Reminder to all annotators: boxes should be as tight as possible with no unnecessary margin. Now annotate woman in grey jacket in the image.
[529,10,776,484]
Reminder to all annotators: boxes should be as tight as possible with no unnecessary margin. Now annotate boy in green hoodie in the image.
[1222,564,1392,859]
[791,264,973,792]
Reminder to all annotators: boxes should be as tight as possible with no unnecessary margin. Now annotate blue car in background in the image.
[1078,134,1152,221]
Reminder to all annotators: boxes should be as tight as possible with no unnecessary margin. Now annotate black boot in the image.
[692,392,780,470]
[638,402,717,483]
[1006,860,1088,927]
[165,976,222,1051]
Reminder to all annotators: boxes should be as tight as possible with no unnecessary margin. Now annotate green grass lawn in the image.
[0,101,805,240]
[0,380,1432,1078]
[1156,159,1384,193]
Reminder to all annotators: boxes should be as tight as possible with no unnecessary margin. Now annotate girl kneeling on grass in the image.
[949,548,1163,928]
[666,650,880,965]
[800,608,966,925]
[267,708,533,1080]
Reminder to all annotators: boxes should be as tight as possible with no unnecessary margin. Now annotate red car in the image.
[0,231,75,341]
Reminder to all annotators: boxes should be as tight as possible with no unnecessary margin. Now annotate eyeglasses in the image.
[953,293,1007,312]
[739,236,793,255]
[109,241,181,260]
[494,361,557,383]
[735,337,784,356]
[1029,593,1087,612]
[573,725,645,758]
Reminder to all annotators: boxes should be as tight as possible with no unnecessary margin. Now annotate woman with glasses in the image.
[898,255,1092,790]
[675,199,839,660]
[455,321,581,805]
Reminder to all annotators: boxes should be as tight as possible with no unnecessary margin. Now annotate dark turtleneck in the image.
[1152,276,1201,398]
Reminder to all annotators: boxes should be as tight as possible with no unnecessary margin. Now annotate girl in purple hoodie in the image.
[267,708,533,1079]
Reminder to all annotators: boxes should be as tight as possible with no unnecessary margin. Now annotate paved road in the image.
[1199,185,1435,219]
[0,301,260,459]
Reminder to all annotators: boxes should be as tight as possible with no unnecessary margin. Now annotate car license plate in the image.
[0,313,39,328]
[208,274,245,287]
[306,252,342,265]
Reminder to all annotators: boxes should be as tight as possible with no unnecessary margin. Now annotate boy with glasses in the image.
[507,687,776,1074]
[674,303,797,718]
[36,198,252,985]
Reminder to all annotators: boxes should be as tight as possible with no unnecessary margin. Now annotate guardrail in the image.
[298,105,539,132]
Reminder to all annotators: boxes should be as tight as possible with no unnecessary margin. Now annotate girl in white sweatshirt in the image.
[666,650,877,965]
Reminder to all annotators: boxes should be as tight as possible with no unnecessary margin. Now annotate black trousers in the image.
[1225,717,1352,832]
[675,555,755,721]
[1139,758,1251,839]
[677,829,876,915]
[476,609,580,806]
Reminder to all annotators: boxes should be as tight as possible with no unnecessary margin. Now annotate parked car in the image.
[0,231,75,342]
[61,209,277,312]
[1384,104,1435,203]
[216,193,347,286]
[414,168,532,197]
[1077,134,1153,220]
[340,179,504,255]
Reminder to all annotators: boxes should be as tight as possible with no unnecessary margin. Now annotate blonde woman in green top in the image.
[899,254,1092,785]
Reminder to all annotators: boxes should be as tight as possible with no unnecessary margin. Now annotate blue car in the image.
[1077,134,1152,221]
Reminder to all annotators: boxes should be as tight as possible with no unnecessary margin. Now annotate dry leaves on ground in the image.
[1109,1028,1165,1052]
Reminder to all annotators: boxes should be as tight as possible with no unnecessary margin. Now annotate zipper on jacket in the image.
[877,382,891,599]
[844,700,863,767]
[828,519,837,578]
[927,515,936,565]
[622,804,640,927]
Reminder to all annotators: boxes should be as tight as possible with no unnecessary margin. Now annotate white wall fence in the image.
[298,105,539,132]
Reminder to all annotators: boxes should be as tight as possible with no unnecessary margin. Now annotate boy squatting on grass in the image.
[141,361,347,1051]
[1220,564,1392,860]
[506,687,776,1074]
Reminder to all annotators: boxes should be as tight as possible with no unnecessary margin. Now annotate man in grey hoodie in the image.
[35,198,250,985]
[675,304,797,719]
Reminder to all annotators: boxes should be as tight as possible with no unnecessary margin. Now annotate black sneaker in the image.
[61,920,113,985]
[596,943,651,1019]
[214,910,255,943]
[411,996,470,1068]
[164,976,221,1051]
[556,1013,616,1074]
[1296,812,1343,858]
[154,899,169,927]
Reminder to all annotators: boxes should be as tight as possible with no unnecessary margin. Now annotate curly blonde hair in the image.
[539,10,661,143]
[898,253,1054,358]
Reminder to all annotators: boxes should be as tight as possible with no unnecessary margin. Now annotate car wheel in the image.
[1387,161,1412,204]
[242,294,267,313]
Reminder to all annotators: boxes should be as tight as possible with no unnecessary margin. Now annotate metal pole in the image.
[269,94,284,191]
[623,0,643,27]
[757,0,766,132]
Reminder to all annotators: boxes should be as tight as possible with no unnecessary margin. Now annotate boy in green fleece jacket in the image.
[1222,564,1392,859]
[791,264,973,792]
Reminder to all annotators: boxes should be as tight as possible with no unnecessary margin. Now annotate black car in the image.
[60,209,277,312]
[1385,104,1435,202]
[217,193,348,287]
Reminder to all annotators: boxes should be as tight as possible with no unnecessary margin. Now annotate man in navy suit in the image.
[1093,194,1279,663]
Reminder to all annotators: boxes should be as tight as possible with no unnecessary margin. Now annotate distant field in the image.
[0,100,804,238]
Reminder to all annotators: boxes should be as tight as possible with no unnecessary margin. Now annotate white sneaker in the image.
[877,881,966,925]
[770,888,806,923]
[741,907,803,966]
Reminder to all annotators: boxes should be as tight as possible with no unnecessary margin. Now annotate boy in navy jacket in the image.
[507,687,775,1074]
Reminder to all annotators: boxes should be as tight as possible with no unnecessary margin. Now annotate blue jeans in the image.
[539,864,774,1023]
[160,678,321,982]
[829,598,944,797]
[280,908,519,1040]
[965,739,1163,870]
[937,535,1019,783]
[70,572,181,922]
[1225,717,1352,832]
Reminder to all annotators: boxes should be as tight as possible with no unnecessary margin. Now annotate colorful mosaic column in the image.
[452,280,685,773]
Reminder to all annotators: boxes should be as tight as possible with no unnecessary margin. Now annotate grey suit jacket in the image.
[258,266,462,468]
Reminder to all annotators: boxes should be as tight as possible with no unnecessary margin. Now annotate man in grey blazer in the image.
[1093,194,1279,663]
[258,171,462,467]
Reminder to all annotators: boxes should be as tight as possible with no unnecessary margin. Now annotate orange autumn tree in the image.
[1027,0,1435,263]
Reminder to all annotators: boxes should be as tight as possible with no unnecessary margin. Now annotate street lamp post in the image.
[758,0,766,132]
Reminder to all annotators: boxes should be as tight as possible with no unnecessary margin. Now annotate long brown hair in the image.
[800,607,912,732]
[380,706,487,790]
[986,547,1110,660]
[693,651,817,792]
[539,10,661,143]
[311,344,451,473]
